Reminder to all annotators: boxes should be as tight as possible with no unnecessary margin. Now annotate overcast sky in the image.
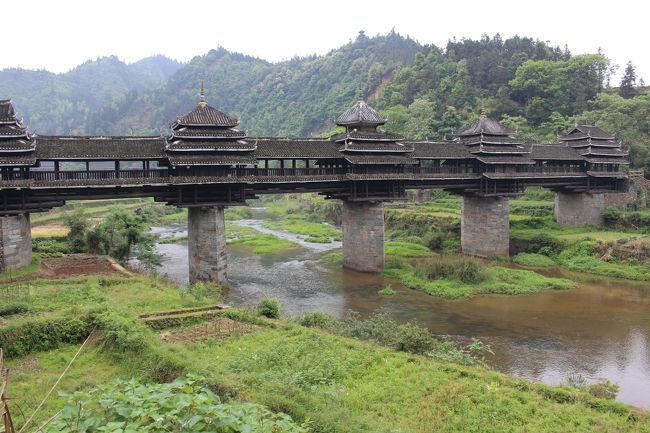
[4,0,648,82]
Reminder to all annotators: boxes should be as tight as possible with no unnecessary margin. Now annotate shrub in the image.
[63,208,90,253]
[298,312,337,329]
[587,379,620,400]
[414,257,487,284]
[378,285,396,296]
[0,317,91,358]
[0,302,28,317]
[258,298,281,319]
[513,253,556,267]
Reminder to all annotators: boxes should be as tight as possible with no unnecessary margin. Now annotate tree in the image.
[619,61,637,99]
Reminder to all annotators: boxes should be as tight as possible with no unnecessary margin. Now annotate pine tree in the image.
[619,61,637,98]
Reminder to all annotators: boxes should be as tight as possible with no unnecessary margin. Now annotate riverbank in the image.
[3,265,649,432]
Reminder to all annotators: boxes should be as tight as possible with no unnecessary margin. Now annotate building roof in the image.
[561,125,615,140]
[172,103,239,128]
[330,130,403,142]
[170,127,246,139]
[33,136,166,159]
[582,147,628,157]
[529,144,585,161]
[166,139,256,152]
[455,116,515,137]
[476,155,534,165]
[168,154,257,166]
[340,141,413,153]
[562,137,619,148]
[469,144,531,155]
[336,101,387,127]
[344,154,418,165]
[459,135,523,146]
[0,100,17,122]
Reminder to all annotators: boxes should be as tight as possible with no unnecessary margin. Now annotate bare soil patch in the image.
[39,254,130,278]
[160,319,256,343]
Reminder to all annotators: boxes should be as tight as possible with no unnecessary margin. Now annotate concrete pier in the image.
[554,192,605,227]
[342,201,384,272]
[461,195,509,257]
[0,214,32,272]
[188,206,227,284]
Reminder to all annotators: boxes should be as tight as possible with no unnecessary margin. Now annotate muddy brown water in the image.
[150,222,650,409]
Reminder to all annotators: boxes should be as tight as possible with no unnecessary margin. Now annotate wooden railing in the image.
[0,165,626,183]
[27,170,170,181]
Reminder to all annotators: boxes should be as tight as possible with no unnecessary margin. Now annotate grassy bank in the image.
[2,266,648,432]
[385,256,575,299]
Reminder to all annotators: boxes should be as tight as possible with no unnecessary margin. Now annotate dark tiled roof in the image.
[253,138,342,159]
[0,124,27,137]
[476,155,534,165]
[340,141,413,153]
[170,127,246,139]
[0,138,35,152]
[585,158,630,165]
[344,155,418,165]
[0,155,36,166]
[33,136,166,159]
[410,141,473,159]
[336,101,387,126]
[470,144,530,154]
[166,139,256,152]
[562,125,614,140]
[459,135,522,146]
[0,99,15,121]
[562,138,619,147]
[583,147,628,156]
[173,104,239,127]
[168,154,257,166]
[331,130,403,142]
[455,116,515,137]
[530,144,585,160]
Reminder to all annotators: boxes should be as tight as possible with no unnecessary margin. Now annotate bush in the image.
[297,312,337,329]
[378,285,396,296]
[0,302,28,317]
[415,257,487,284]
[587,379,620,400]
[258,298,281,319]
[63,208,90,253]
[0,317,91,358]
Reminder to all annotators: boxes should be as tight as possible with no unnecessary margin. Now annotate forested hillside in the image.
[1,32,648,167]
[0,55,182,134]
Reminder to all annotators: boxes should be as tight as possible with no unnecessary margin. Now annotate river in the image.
[150,217,650,409]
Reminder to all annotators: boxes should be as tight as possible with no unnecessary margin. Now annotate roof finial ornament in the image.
[199,81,207,107]
[479,107,487,119]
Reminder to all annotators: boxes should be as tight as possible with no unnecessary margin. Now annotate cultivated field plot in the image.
[160,318,257,343]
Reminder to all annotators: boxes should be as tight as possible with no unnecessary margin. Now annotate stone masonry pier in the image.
[0,214,32,272]
[554,192,606,227]
[461,195,510,257]
[342,201,385,273]
[188,206,228,284]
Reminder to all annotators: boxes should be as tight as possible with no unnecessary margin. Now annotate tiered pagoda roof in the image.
[332,101,415,165]
[558,125,628,165]
[455,114,532,165]
[0,100,35,166]
[165,85,255,166]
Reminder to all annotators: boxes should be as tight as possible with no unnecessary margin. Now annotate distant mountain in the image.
[87,31,423,136]
[0,55,183,134]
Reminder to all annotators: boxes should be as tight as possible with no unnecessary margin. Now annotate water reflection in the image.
[151,224,650,409]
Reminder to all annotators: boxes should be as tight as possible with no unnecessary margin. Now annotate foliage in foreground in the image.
[46,375,306,433]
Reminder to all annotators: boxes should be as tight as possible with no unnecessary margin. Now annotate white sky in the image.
[4,0,649,82]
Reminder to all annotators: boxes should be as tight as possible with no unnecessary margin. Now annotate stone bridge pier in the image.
[341,201,385,273]
[554,192,606,227]
[461,195,510,258]
[188,206,228,285]
[0,213,32,272]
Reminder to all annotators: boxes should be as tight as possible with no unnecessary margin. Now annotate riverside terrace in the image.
[0,95,629,283]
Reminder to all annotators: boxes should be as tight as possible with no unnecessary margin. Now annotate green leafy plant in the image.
[257,298,281,319]
[45,375,306,433]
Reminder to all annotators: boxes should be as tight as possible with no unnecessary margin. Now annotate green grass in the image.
[229,233,300,254]
[513,253,557,268]
[265,216,341,242]
[180,326,647,433]
[7,345,130,431]
[385,241,432,258]
[385,259,574,299]
[31,199,150,226]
